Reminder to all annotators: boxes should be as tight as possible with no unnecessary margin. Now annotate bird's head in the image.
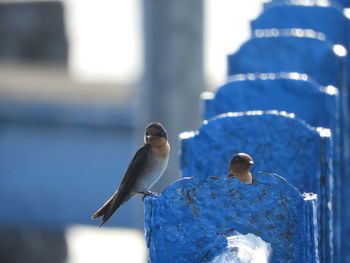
[144,122,168,147]
[228,153,254,177]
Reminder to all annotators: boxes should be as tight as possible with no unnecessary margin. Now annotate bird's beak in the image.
[249,160,254,166]
[147,135,159,140]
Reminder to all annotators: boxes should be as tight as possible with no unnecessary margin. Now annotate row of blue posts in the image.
[144,1,350,262]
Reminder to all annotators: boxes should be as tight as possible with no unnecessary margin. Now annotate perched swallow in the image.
[91,122,170,227]
[228,153,254,184]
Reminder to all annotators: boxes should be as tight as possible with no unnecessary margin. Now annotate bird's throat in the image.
[231,172,253,184]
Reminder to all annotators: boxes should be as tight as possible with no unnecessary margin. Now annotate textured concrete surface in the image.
[180,112,332,262]
[180,112,331,193]
[227,31,343,88]
[253,1,348,46]
[201,74,340,262]
[267,0,348,8]
[264,0,343,9]
[202,73,339,130]
[226,19,349,263]
[144,174,318,263]
[249,3,350,261]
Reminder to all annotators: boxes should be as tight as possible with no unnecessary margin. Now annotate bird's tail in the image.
[91,188,136,227]
[91,193,122,227]
[91,195,113,219]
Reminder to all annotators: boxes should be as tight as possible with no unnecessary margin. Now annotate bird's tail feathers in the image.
[91,194,115,220]
[91,191,126,227]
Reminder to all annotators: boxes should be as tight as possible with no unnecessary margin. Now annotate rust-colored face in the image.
[229,153,254,176]
[144,122,168,146]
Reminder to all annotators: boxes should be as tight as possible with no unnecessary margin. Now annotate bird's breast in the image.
[133,151,169,192]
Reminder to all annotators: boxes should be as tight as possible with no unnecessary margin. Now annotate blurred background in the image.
[0,0,262,262]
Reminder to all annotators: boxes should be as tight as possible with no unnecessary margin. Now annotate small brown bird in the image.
[91,122,170,227]
[228,153,254,184]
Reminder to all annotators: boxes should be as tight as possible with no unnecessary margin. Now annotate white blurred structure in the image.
[65,226,147,263]
[62,0,263,87]
[204,1,263,88]
[210,232,272,263]
[64,0,142,84]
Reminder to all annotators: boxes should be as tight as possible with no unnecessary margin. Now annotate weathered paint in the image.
[201,75,339,263]
[144,174,318,263]
[180,112,332,262]
[227,31,343,88]
[253,1,348,46]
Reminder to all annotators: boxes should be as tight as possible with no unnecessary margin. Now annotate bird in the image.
[228,153,254,184]
[91,122,170,227]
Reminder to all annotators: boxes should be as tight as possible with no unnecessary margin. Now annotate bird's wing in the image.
[92,143,151,226]
[118,143,151,194]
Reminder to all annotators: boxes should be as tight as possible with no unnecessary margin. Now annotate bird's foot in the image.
[140,191,158,201]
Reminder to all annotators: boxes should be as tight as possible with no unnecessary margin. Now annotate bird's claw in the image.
[140,191,158,201]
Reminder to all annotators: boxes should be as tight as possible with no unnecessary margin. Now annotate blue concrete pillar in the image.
[252,1,348,47]
[250,3,350,181]
[226,29,349,262]
[201,74,340,262]
[250,2,350,166]
[249,11,350,260]
[144,174,319,263]
[227,30,343,88]
[202,74,338,130]
[266,0,349,8]
[180,112,332,262]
